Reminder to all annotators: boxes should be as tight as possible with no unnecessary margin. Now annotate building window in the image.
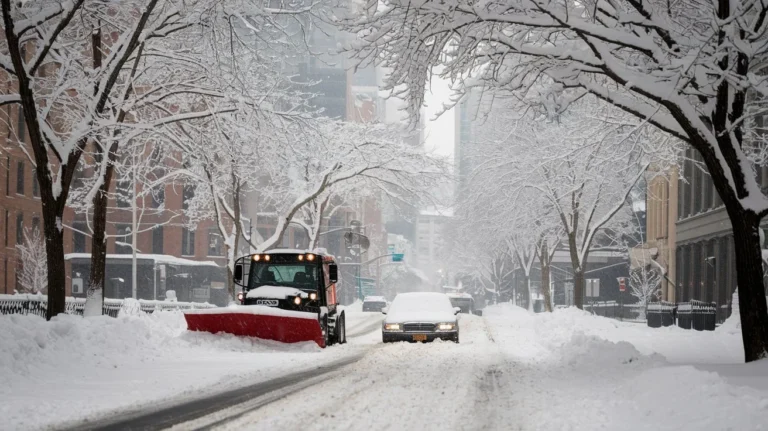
[16,213,23,245]
[5,156,9,196]
[116,177,131,208]
[16,105,25,143]
[692,243,702,300]
[115,224,131,254]
[16,160,24,195]
[182,185,195,211]
[207,228,223,256]
[152,225,164,254]
[73,222,86,253]
[182,227,195,256]
[150,186,165,209]
[31,215,40,234]
[32,173,39,198]
[703,171,713,211]
[4,210,8,247]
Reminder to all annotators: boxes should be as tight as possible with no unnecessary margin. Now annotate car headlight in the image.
[309,292,317,301]
[293,296,302,305]
[237,292,244,302]
[384,323,401,331]
[436,323,455,331]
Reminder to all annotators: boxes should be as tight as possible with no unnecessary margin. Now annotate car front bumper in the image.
[382,331,458,343]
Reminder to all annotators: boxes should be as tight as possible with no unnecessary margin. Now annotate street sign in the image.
[618,277,626,292]
[392,253,404,262]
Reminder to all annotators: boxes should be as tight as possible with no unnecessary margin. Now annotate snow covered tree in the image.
[459,95,661,310]
[0,1,170,318]
[15,228,47,295]
[342,0,768,361]
[629,264,662,320]
[180,118,445,300]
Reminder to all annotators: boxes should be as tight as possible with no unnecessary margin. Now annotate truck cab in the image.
[232,250,346,345]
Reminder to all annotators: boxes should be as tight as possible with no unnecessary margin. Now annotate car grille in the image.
[403,323,436,332]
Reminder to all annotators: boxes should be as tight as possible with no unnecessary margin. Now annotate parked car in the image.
[447,292,474,314]
[382,292,460,343]
[362,296,388,312]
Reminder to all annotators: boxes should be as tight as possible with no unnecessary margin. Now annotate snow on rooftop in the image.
[65,253,221,267]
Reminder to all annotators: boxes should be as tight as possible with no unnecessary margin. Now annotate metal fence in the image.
[0,294,217,319]
[583,301,643,321]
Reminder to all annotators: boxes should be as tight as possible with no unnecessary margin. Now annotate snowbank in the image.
[0,310,364,430]
[482,303,768,430]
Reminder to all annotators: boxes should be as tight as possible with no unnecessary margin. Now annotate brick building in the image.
[1,101,43,294]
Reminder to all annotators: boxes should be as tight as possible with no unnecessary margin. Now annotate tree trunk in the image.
[729,210,768,362]
[538,240,554,312]
[42,206,66,320]
[540,261,553,312]
[228,180,242,301]
[229,223,242,302]
[84,155,117,317]
[573,270,585,309]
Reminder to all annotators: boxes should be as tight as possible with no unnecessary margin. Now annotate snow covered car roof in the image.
[363,296,387,302]
[385,292,457,324]
[446,293,473,299]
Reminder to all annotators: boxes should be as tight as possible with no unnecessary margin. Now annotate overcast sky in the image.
[423,76,455,159]
[381,74,455,161]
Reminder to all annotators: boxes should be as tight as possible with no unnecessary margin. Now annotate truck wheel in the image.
[322,314,333,347]
[338,312,347,344]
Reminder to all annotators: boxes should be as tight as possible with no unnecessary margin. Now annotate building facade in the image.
[675,147,742,319]
[631,166,679,302]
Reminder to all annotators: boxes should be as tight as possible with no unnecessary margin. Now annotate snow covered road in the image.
[3,304,768,431]
[0,307,384,431]
[183,306,768,431]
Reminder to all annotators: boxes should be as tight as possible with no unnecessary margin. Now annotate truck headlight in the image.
[437,323,455,331]
[293,296,302,305]
[309,292,317,301]
[237,292,244,302]
[384,323,401,331]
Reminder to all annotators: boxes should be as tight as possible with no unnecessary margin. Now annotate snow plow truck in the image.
[183,250,346,348]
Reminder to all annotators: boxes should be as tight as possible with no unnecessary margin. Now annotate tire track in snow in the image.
[220,314,505,431]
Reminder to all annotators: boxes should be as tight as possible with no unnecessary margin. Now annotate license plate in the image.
[412,334,427,342]
[256,299,279,306]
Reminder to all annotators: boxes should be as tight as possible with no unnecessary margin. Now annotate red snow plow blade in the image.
[184,308,325,348]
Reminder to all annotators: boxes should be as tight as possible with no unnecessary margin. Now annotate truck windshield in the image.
[248,263,319,291]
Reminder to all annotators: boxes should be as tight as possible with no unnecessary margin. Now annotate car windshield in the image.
[248,263,319,291]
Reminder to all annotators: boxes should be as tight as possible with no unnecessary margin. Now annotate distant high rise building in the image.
[453,90,483,201]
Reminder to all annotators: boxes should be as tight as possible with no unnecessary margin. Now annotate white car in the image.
[382,292,460,343]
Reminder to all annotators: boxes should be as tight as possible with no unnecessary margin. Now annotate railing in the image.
[0,294,217,318]
[583,300,643,321]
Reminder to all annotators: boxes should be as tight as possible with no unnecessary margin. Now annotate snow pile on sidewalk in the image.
[0,310,346,430]
[483,303,768,430]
